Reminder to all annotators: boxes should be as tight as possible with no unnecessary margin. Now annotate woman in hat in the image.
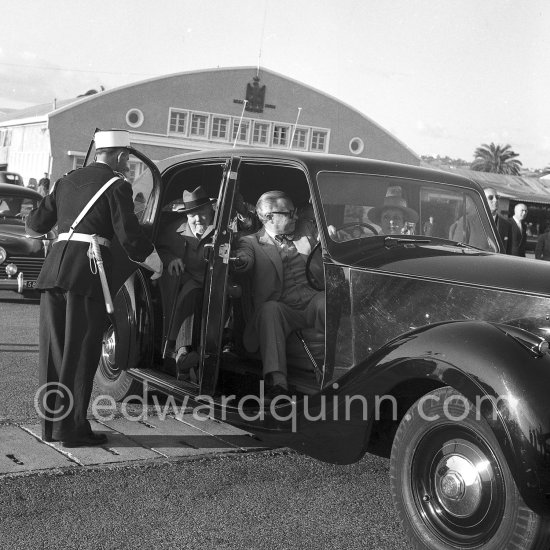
[368,186,419,235]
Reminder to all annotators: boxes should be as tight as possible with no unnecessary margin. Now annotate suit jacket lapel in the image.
[182,223,200,250]
[257,228,283,282]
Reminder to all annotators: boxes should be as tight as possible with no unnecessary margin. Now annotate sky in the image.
[1,0,549,169]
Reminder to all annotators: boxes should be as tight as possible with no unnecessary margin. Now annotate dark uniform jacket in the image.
[26,162,154,302]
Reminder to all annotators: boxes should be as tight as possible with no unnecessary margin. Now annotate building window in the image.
[190,113,208,137]
[252,122,270,145]
[311,130,328,152]
[126,108,144,128]
[349,137,364,155]
[169,110,187,134]
[232,119,250,143]
[273,125,290,147]
[291,128,308,150]
[211,116,229,140]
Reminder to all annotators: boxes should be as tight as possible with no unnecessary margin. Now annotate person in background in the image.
[25,130,162,448]
[37,172,50,196]
[423,216,434,236]
[234,190,325,400]
[484,187,511,254]
[510,203,528,257]
[535,221,550,260]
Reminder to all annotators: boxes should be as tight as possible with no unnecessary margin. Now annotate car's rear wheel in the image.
[390,386,550,549]
[95,321,141,401]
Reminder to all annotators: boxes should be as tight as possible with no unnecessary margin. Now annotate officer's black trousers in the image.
[39,289,106,441]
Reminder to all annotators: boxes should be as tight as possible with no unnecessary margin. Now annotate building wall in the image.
[6,67,421,182]
[0,124,50,184]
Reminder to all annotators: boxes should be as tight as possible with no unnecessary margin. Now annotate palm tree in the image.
[471,143,523,176]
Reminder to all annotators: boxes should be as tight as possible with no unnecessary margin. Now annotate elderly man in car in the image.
[157,186,216,378]
[234,190,325,400]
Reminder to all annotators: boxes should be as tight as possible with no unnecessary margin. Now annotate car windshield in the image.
[0,195,39,221]
[317,171,498,252]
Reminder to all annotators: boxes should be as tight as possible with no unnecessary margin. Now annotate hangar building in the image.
[0,66,419,183]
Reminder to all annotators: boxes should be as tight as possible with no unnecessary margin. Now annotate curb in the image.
[0,414,268,477]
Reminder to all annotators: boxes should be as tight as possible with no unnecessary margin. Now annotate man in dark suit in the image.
[510,203,528,257]
[484,188,512,254]
[156,186,215,378]
[26,130,162,447]
[234,190,324,399]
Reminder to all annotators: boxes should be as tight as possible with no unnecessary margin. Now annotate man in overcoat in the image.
[26,129,162,447]
[156,186,215,377]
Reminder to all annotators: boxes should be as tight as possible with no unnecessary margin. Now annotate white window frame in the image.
[190,112,210,138]
[252,121,271,145]
[272,124,291,148]
[311,129,329,153]
[211,115,230,141]
[231,118,251,144]
[291,127,309,150]
[168,109,189,135]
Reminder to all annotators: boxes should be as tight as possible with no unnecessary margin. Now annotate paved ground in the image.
[0,414,267,477]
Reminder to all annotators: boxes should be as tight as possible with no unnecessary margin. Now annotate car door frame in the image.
[197,156,241,395]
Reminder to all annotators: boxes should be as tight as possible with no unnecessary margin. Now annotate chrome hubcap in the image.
[435,452,483,517]
[101,326,116,367]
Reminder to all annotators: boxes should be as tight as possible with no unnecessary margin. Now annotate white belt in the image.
[55,232,111,248]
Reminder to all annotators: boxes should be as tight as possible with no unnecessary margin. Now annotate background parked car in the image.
[0,183,55,299]
[0,171,24,186]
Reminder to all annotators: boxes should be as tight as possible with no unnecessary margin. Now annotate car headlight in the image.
[0,246,6,264]
[5,263,18,277]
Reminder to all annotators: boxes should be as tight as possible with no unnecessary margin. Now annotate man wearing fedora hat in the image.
[26,129,163,447]
[157,186,216,377]
[368,186,419,235]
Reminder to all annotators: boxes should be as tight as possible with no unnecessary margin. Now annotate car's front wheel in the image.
[95,321,141,401]
[390,386,550,549]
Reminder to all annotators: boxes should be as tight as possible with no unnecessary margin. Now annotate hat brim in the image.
[173,198,216,214]
[368,205,419,224]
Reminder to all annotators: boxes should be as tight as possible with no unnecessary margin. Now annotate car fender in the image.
[324,320,550,514]
[112,269,154,371]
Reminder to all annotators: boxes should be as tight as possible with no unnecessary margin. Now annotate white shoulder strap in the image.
[67,176,121,240]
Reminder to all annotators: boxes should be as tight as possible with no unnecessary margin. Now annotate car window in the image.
[0,195,39,219]
[317,171,498,252]
[0,172,23,186]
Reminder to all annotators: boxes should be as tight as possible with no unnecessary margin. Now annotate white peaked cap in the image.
[95,129,131,149]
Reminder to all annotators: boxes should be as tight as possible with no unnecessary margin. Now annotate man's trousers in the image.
[39,289,106,441]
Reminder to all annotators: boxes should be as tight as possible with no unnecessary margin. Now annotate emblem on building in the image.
[245,76,266,113]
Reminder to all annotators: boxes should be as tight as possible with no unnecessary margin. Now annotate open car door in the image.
[198,156,240,395]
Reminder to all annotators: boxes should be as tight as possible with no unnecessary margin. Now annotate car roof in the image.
[0,182,43,199]
[155,147,482,192]
[0,171,24,184]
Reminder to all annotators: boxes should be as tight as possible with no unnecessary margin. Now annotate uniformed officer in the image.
[26,129,163,447]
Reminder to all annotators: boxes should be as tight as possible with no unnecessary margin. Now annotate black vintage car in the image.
[94,145,550,549]
[0,183,55,298]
